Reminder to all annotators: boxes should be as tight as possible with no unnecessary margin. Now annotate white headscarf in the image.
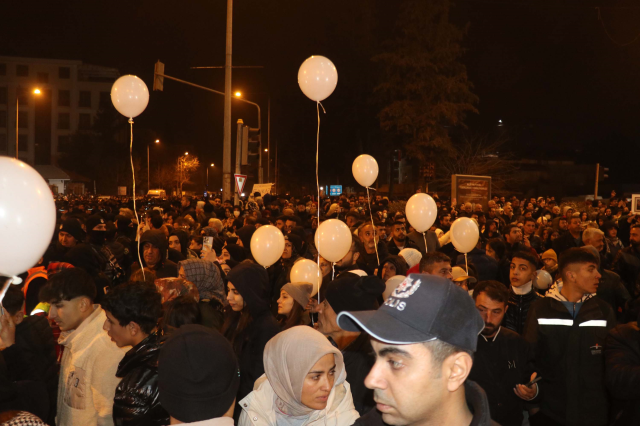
[263,326,346,418]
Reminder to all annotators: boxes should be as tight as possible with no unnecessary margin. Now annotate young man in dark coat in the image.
[503,251,540,335]
[102,281,168,426]
[132,230,178,279]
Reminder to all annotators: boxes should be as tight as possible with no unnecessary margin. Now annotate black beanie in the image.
[325,273,385,314]
[158,325,240,423]
[59,218,85,242]
[85,214,105,232]
[285,234,303,254]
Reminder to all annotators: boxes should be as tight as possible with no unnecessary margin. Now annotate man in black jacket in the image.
[469,281,538,426]
[524,248,616,426]
[612,223,640,299]
[132,230,178,279]
[552,215,584,256]
[101,281,169,426]
[503,251,540,335]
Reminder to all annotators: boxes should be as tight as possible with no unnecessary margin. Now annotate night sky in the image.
[4,0,640,192]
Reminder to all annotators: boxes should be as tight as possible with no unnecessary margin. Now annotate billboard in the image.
[451,175,491,210]
[329,185,342,196]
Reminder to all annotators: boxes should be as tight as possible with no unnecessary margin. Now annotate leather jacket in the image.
[113,331,169,426]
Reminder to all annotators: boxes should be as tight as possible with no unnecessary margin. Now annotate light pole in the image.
[147,139,160,192]
[234,91,263,182]
[15,87,41,159]
[207,163,214,189]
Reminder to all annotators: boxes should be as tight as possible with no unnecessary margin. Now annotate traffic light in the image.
[599,166,609,180]
[391,150,400,184]
[240,125,260,166]
[153,61,165,91]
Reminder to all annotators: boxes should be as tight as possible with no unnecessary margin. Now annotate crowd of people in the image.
[0,189,639,426]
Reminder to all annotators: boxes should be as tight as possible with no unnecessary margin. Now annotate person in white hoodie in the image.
[238,326,360,426]
[39,268,127,426]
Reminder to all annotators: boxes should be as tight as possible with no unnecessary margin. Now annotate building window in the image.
[0,87,6,105]
[58,135,70,149]
[99,91,110,108]
[58,113,70,130]
[18,134,28,152]
[0,134,6,152]
[37,72,49,84]
[79,91,91,108]
[59,67,70,79]
[0,114,6,128]
[18,112,28,128]
[78,113,91,130]
[16,65,28,77]
[0,64,6,76]
[58,90,70,107]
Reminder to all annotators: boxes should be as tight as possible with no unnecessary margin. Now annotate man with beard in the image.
[387,221,420,256]
[357,223,389,272]
[469,281,538,426]
[44,218,85,265]
[613,224,640,298]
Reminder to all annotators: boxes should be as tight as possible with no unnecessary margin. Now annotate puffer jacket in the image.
[113,331,169,426]
[503,283,540,335]
[238,375,359,426]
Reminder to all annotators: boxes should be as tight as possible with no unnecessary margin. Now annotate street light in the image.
[185,152,189,156]
[14,87,42,158]
[235,91,241,97]
[207,163,215,189]
[147,139,160,192]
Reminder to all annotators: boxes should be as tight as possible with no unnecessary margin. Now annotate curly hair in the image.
[101,282,162,334]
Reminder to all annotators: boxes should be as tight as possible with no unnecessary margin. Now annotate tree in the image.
[153,164,175,190]
[374,0,478,162]
[176,155,200,195]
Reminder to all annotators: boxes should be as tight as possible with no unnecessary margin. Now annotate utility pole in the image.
[267,97,270,182]
[235,119,243,205]
[595,163,600,201]
[223,0,233,203]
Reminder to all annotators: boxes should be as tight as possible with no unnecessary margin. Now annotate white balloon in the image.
[533,270,553,290]
[290,259,322,296]
[450,217,479,254]
[0,157,56,276]
[298,56,338,102]
[314,219,352,263]
[352,155,379,188]
[250,225,285,267]
[111,75,150,118]
[405,193,437,233]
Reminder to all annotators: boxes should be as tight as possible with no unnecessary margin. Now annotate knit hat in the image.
[398,248,422,269]
[541,249,557,262]
[59,218,85,242]
[281,282,313,308]
[325,273,385,315]
[285,234,303,254]
[158,325,240,423]
[85,214,105,231]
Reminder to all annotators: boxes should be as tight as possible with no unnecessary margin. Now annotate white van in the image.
[147,189,166,198]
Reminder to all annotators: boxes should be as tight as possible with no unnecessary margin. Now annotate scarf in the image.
[264,326,346,418]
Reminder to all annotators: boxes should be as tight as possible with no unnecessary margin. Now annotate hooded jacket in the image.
[225,262,281,407]
[523,286,616,426]
[133,230,178,279]
[113,331,169,426]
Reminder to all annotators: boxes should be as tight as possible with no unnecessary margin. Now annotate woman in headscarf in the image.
[276,282,312,331]
[238,326,359,426]
[179,259,227,330]
[170,230,198,259]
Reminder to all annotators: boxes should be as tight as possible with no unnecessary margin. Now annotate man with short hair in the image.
[503,251,540,335]
[612,223,640,298]
[358,223,389,272]
[524,248,615,426]
[553,215,584,256]
[419,252,453,279]
[338,274,497,426]
[132,230,178,278]
[470,281,538,426]
[523,217,543,254]
[335,240,362,274]
[158,325,239,425]
[387,221,420,256]
[102,282,168,426]
[317,274,385,415]
[40,268,127,426]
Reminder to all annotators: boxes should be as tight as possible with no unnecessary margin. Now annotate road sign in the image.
[329,185,342,196]
[234,174,247,194]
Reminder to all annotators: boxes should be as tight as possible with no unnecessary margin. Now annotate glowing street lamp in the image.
[15,88,42,158]
[234,91,241,97]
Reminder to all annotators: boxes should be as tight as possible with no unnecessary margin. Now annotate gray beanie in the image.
[281,282,313,308]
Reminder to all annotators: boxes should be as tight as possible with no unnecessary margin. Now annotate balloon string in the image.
[316,101,325,283]
[0,277,12,315]
[129,118,145,282]
[366,187,379,265]
[422,232,428,254]
[465,253,469,276]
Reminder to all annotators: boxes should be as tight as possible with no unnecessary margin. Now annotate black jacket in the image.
[132,230,178,279]
[595,269,630,323]
[456,248,499,282]
[612,246,640,299]
[468,327,536,426]
[113,331,169,426]
[352,381,499,426]
[523,295,616,426]
[503,286,540,336]
[605,321,640,425]
[386,237,419,257]
[552,232,583,256]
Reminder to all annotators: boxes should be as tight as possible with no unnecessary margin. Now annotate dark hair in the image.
[503,224,520,235]
[150,214,164,230]
[558,248,599,280]
[40,268,97,304]
[191,236,203,245]
[631,224,640,232]
[278,300,306,331]
[423,339,473,373]
[472,280,509,304]
[510,250,537,269]
[392,220,405,227]
[345,211,361,220]
[129,268,157,286]
[419,252,451,273]
[2,286,25,316]
[524,217,536,225]
[101,282,162,334]
[161,295,201,332]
